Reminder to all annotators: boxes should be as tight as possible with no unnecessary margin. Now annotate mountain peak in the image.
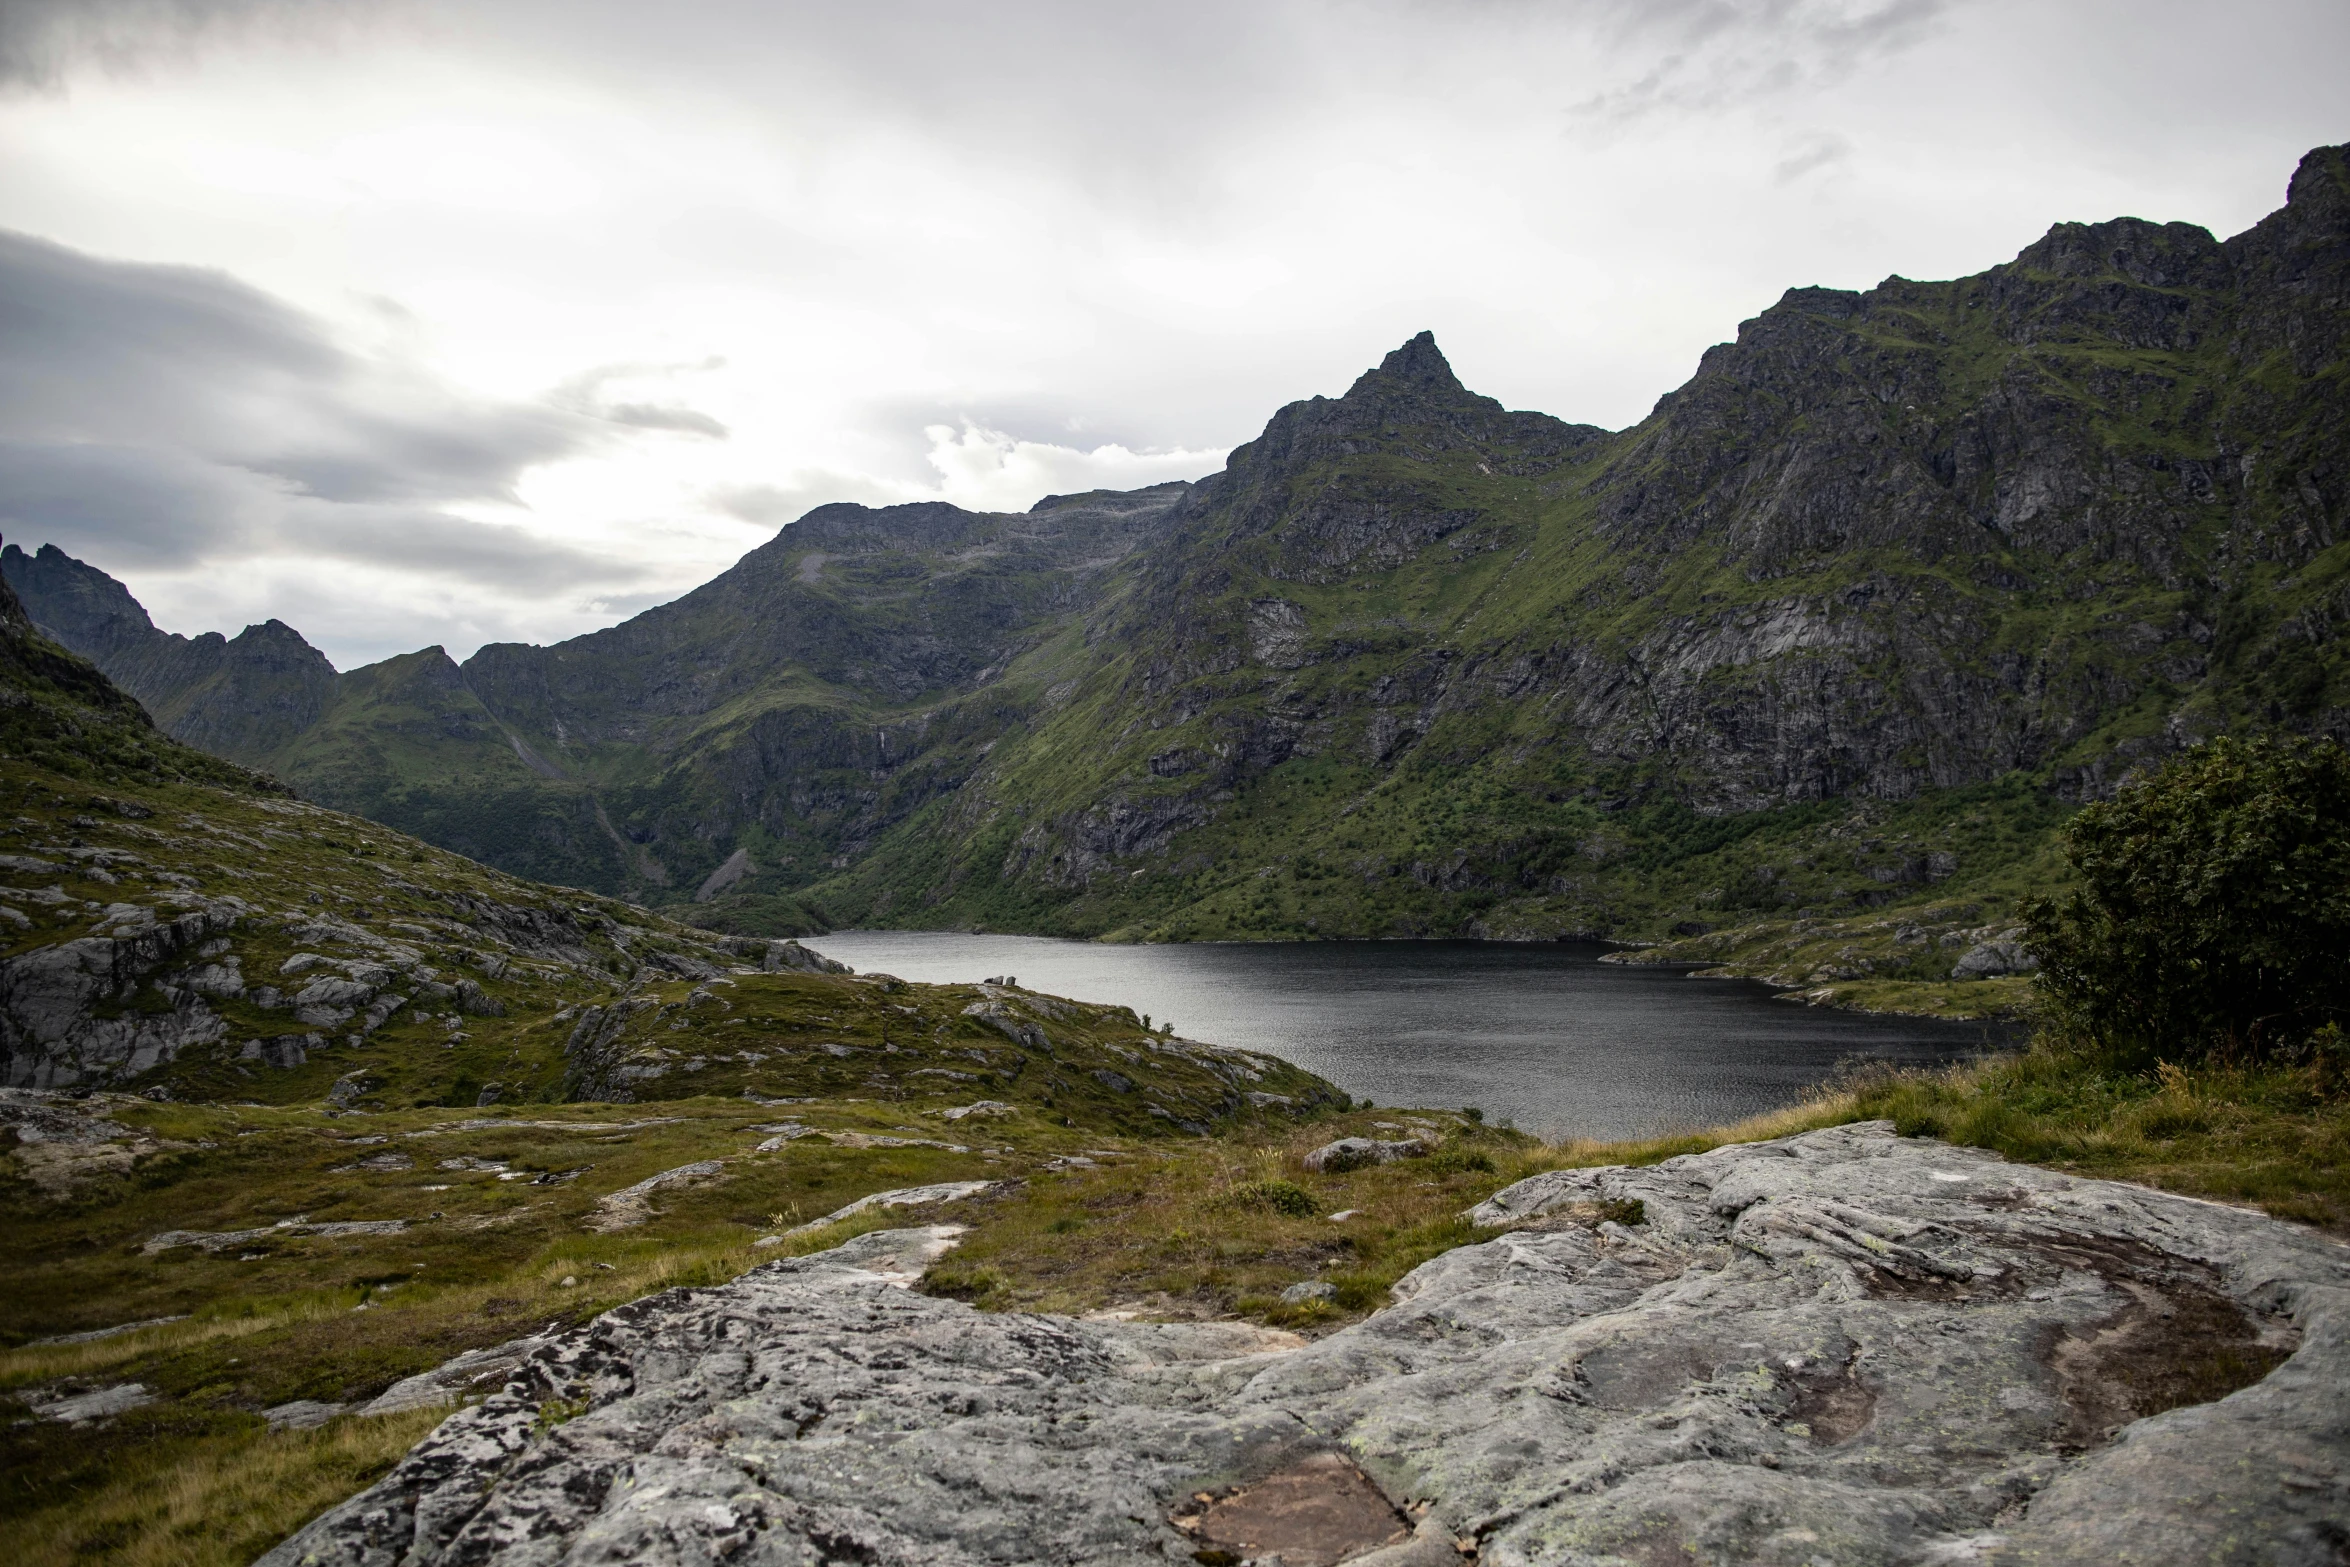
[1334,331,1475,411]
[1376,330,1459,387]
[1307,330,1502,434]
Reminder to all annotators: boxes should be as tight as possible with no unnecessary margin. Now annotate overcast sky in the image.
[1,0,2343,669]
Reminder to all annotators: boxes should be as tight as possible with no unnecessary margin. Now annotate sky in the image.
[0,0,2343,670]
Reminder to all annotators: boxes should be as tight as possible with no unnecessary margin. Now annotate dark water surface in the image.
[806,933,2013,1142]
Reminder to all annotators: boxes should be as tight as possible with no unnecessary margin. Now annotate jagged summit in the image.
[1358,329,1463,394]
[1182,331,1598,548]
[1331,330,1495,422]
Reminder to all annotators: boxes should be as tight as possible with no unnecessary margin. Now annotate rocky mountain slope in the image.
[12,146,2346,948]
[0,559,1335,1123]
[2,483,1195,934]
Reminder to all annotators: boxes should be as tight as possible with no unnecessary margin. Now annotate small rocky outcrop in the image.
[760,938,852,976]
[264,1124,2350,1566]
[0,899,247,1087]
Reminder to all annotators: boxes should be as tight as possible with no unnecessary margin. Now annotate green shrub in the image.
[1425,1147,1495,1175]
[1594,1197,1646,1227]
[1225,1178,1319,1218]
[2022,736,2350,1064]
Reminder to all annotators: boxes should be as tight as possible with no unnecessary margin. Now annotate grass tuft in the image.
[1224,1179,1319,1218]
[9,1408,442,1567]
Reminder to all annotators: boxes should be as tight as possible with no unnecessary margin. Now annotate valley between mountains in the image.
[3,142,2350,1567]
[1,585,2342,1563]
[11,145,2347,1003]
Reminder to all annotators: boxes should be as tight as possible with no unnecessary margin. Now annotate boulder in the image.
[261,1125,2350,1567]
[1302,1135,1426,1172]
[1954,937,2041,979]
[763,940,851,976]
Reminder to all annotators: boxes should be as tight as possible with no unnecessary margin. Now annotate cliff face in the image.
[10,148,2346,940]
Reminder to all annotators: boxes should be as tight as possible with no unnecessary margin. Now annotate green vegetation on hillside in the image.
[5,591,2344,1563]
[9,149,2347,962]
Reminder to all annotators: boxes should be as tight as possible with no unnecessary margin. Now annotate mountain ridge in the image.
[10,144,2346,946]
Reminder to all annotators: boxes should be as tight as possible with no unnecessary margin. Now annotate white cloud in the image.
[917,424,1222,515]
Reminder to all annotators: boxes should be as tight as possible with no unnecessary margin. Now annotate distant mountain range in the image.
[10,144,2345,943]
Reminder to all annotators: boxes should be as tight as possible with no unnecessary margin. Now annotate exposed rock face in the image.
[582,1159,727,1232]
[265,1125,2348,1567]
[1953,937,2040,980]
[0,1088,168,1194]
[0,898,247,1087]
[760,938,851,976]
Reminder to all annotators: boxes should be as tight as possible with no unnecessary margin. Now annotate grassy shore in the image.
[8,1035,2344,1563]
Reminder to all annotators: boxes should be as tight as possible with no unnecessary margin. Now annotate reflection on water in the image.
[806,933,2014,1142]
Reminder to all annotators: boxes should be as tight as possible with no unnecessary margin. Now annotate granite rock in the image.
[262,1124,2350,1567]
[1304,1135,1428,1172]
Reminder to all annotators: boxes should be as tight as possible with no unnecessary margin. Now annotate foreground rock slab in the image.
[264,1125,2350,1566]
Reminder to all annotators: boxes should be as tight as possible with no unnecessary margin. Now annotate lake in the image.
[803,933,2014,1142]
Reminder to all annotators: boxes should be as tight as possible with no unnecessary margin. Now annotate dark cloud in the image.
[1570,0,1952,123]
[0,229,628,591]
[551,360,730,442]
[0,0,366,89]
[0,229,590,504]
[0,440,257,568]
[705,476,904,529]
[284,503,621,588]
[1775,130,1856,184]
[0,439,620,589]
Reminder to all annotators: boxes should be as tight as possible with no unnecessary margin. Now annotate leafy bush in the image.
[1225,1178,1319,1218]
[2022,736,2350,1063]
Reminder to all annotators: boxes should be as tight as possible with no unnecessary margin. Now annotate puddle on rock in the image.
[1174,1451,1411,1567]
[1782,1348,1877,1445]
